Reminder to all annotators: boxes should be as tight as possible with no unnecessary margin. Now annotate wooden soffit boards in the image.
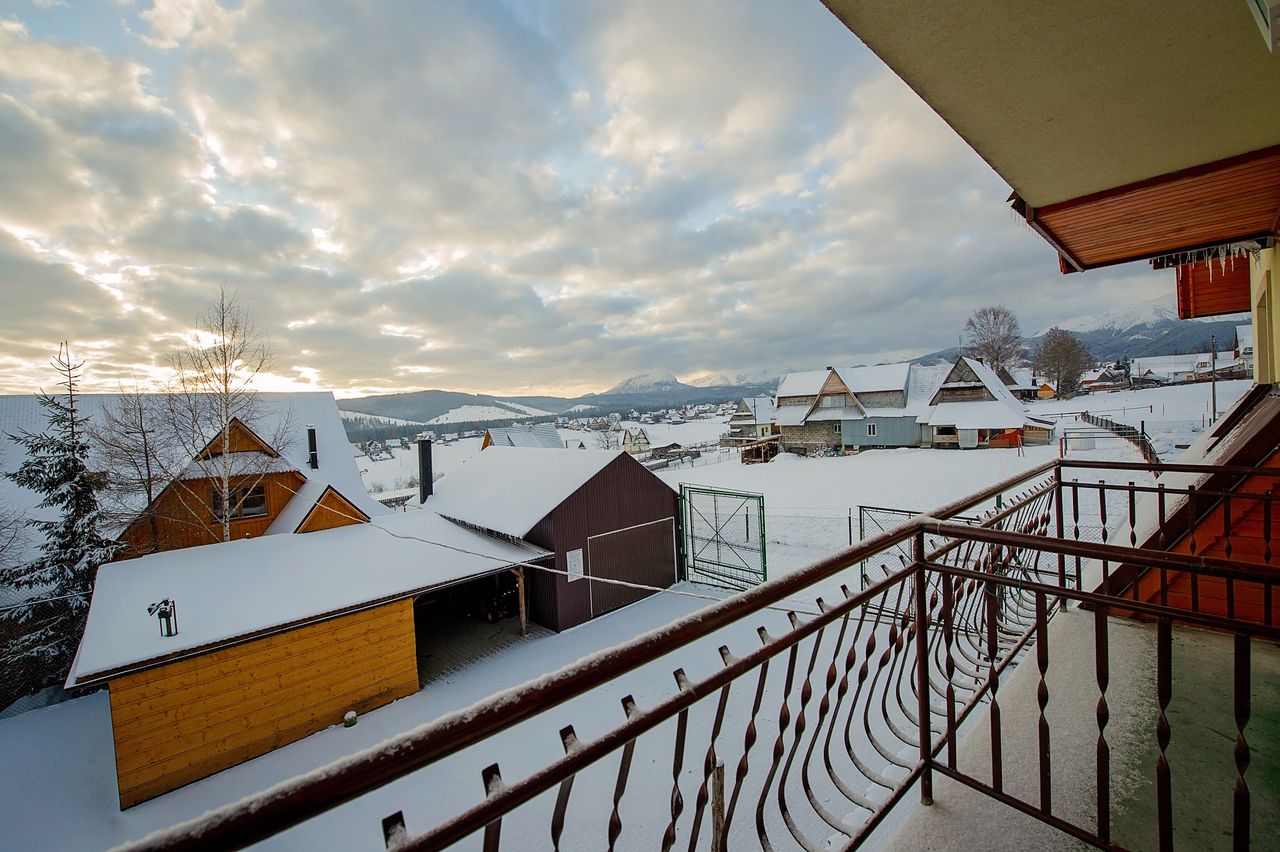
[1175,258,1253,319]
[1016,146,1280,272]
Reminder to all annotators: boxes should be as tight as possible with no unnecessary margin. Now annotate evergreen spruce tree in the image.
[0,344,120,686]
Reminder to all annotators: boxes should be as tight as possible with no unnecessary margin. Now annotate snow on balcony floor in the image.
[884,607,1280,851]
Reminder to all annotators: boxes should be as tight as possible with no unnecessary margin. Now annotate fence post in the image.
[913,529,934,806]
[1054,465,1067,607]
[848,507,853,547]
[711,757,726,852]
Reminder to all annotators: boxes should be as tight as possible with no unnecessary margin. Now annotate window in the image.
[212,484,268,521]
[936,426,957,437]
[818,394,848,408]
[866,423,878,437]
[566,548,585,583]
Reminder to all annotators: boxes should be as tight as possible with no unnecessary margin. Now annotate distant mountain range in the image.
[340,297,1251,439]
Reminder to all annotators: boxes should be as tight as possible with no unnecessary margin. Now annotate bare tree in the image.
[163,290,292,542]
[1033,327,1092,398]
[91,382,172,554]
[592,430,620,450]
[964,305,1023,373]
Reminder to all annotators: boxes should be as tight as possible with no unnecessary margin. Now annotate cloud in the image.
[0,1,1176,397]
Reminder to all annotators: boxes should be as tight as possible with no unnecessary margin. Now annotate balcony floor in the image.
[885,608,1280,851]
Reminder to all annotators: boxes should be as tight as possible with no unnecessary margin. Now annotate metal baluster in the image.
[1233,633,1251,852]
[913,533,933,806]
[986,580,1002,794]
[1095,607,1111,843]
[1035,591,1051,815]
[943,573,958,770]
[550,727,579,852]
[481,764,505,852]
[685,680,732,852]
[1054,466,1066,605]
[1156,618,1172,852]
[1128,482,1137,548]
[1072,480,1082,589]
[1158,484,1169,608]
[723,651,769,844]
[660,674,691,852]
[606,697,640,852]
[756,629,800,849]
[1098,480,1109,545]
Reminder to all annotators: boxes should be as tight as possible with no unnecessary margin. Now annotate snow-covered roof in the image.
[924,401,1036,429]
[775,369,831,398]
[67,511,547,686]
[176,451,297,481]
[0,392,384,563]
[1009,367,1036,390]
[837,363,910,394]
[426,447,664,539]
[774,404,809,427]
[905,363,953,415]
[485,423,564,449]
[1130,351,1237,378]
[732,396,775,425]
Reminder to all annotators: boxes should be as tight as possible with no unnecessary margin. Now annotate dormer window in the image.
[212,484,268,521]
[818,394,849,408]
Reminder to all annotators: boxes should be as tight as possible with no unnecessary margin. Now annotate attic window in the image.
[818,394,849,408]
[212,484,268,521]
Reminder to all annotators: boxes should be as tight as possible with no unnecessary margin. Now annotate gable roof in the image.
[484,423,564,449]
[838,363,911,395]
[67,511,547,687]
[294,485,372,533]
[733,396,775,425]
[775,369,832,398]
[0,392,385,562]
[426,447,665,539]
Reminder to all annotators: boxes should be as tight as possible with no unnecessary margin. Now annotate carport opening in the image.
[412,570,549,685]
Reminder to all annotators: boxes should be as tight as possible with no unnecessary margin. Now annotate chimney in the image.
[306,426,319,469]
[417,433,434,503]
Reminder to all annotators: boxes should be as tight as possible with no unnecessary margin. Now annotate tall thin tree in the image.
[0,344,120,684]
[163,290,291,542]
[91,383,172,554]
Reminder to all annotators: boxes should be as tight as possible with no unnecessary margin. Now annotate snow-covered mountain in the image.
[1034,296,1246,337]
[604,371,687,395]
[684,369,779,388]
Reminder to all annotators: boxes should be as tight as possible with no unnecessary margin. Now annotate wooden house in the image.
[425,447,681,632]
[621,428,652,455]
[481,423,564,450]
[728,396,777,440]
[923,358,1054,448]
[67,511,544,808]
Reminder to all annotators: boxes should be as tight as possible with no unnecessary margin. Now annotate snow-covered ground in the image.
[425,404,550,425]
[1030,379,1251,461]
[0,425,1165,850]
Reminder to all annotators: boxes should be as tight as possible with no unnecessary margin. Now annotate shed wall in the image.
[543,456,681,631]
[108,599,418,808]
[840,416,922,448]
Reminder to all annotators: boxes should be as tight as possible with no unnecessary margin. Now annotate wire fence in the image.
[0,584,83,719]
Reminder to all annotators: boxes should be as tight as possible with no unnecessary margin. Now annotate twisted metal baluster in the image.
[1233,633,1251,852]
[684,678,733,852]
[660,672,691,852]
[550,727,579,852]
[1155,619,1172,852]
[756,626,801,851]
[606,697,640,852]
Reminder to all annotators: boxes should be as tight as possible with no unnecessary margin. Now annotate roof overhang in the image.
[821,0,1280,271]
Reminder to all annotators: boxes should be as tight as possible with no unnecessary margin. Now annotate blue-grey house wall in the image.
[841,416,922,448]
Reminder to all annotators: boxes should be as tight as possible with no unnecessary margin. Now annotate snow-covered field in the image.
[1030,379,1251,461]
[0,421,1168,850]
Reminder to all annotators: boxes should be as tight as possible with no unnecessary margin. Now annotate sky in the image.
[0,0,1179,399]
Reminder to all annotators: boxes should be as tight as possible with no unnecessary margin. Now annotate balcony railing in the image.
[121,459,1276,852]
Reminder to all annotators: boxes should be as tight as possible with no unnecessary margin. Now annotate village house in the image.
[727,395,777,440]
[480,422,564,450]
[922,357,1054,448]
[620,427,651,455]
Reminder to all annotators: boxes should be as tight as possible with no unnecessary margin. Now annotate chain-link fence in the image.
[0,585,83,719]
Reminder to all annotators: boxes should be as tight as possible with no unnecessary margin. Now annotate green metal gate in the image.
[679,485,767,590]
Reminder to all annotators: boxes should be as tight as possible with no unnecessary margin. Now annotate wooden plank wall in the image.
[108,599,419,808]
[295,487,368,533]
[1175,259,1251,319]
[117,471,306,558]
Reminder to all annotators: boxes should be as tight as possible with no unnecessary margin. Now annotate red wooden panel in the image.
[1175,258,1253,319]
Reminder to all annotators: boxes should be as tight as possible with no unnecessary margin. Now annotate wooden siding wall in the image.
[296,488,368,533]
[109,599,418,808]
[1176,259,1252,319]
[117,471,306,558]
[840,416,921,448]
[526,456,680,632]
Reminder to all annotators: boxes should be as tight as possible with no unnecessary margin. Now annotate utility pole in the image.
[1210,333,1218,423]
